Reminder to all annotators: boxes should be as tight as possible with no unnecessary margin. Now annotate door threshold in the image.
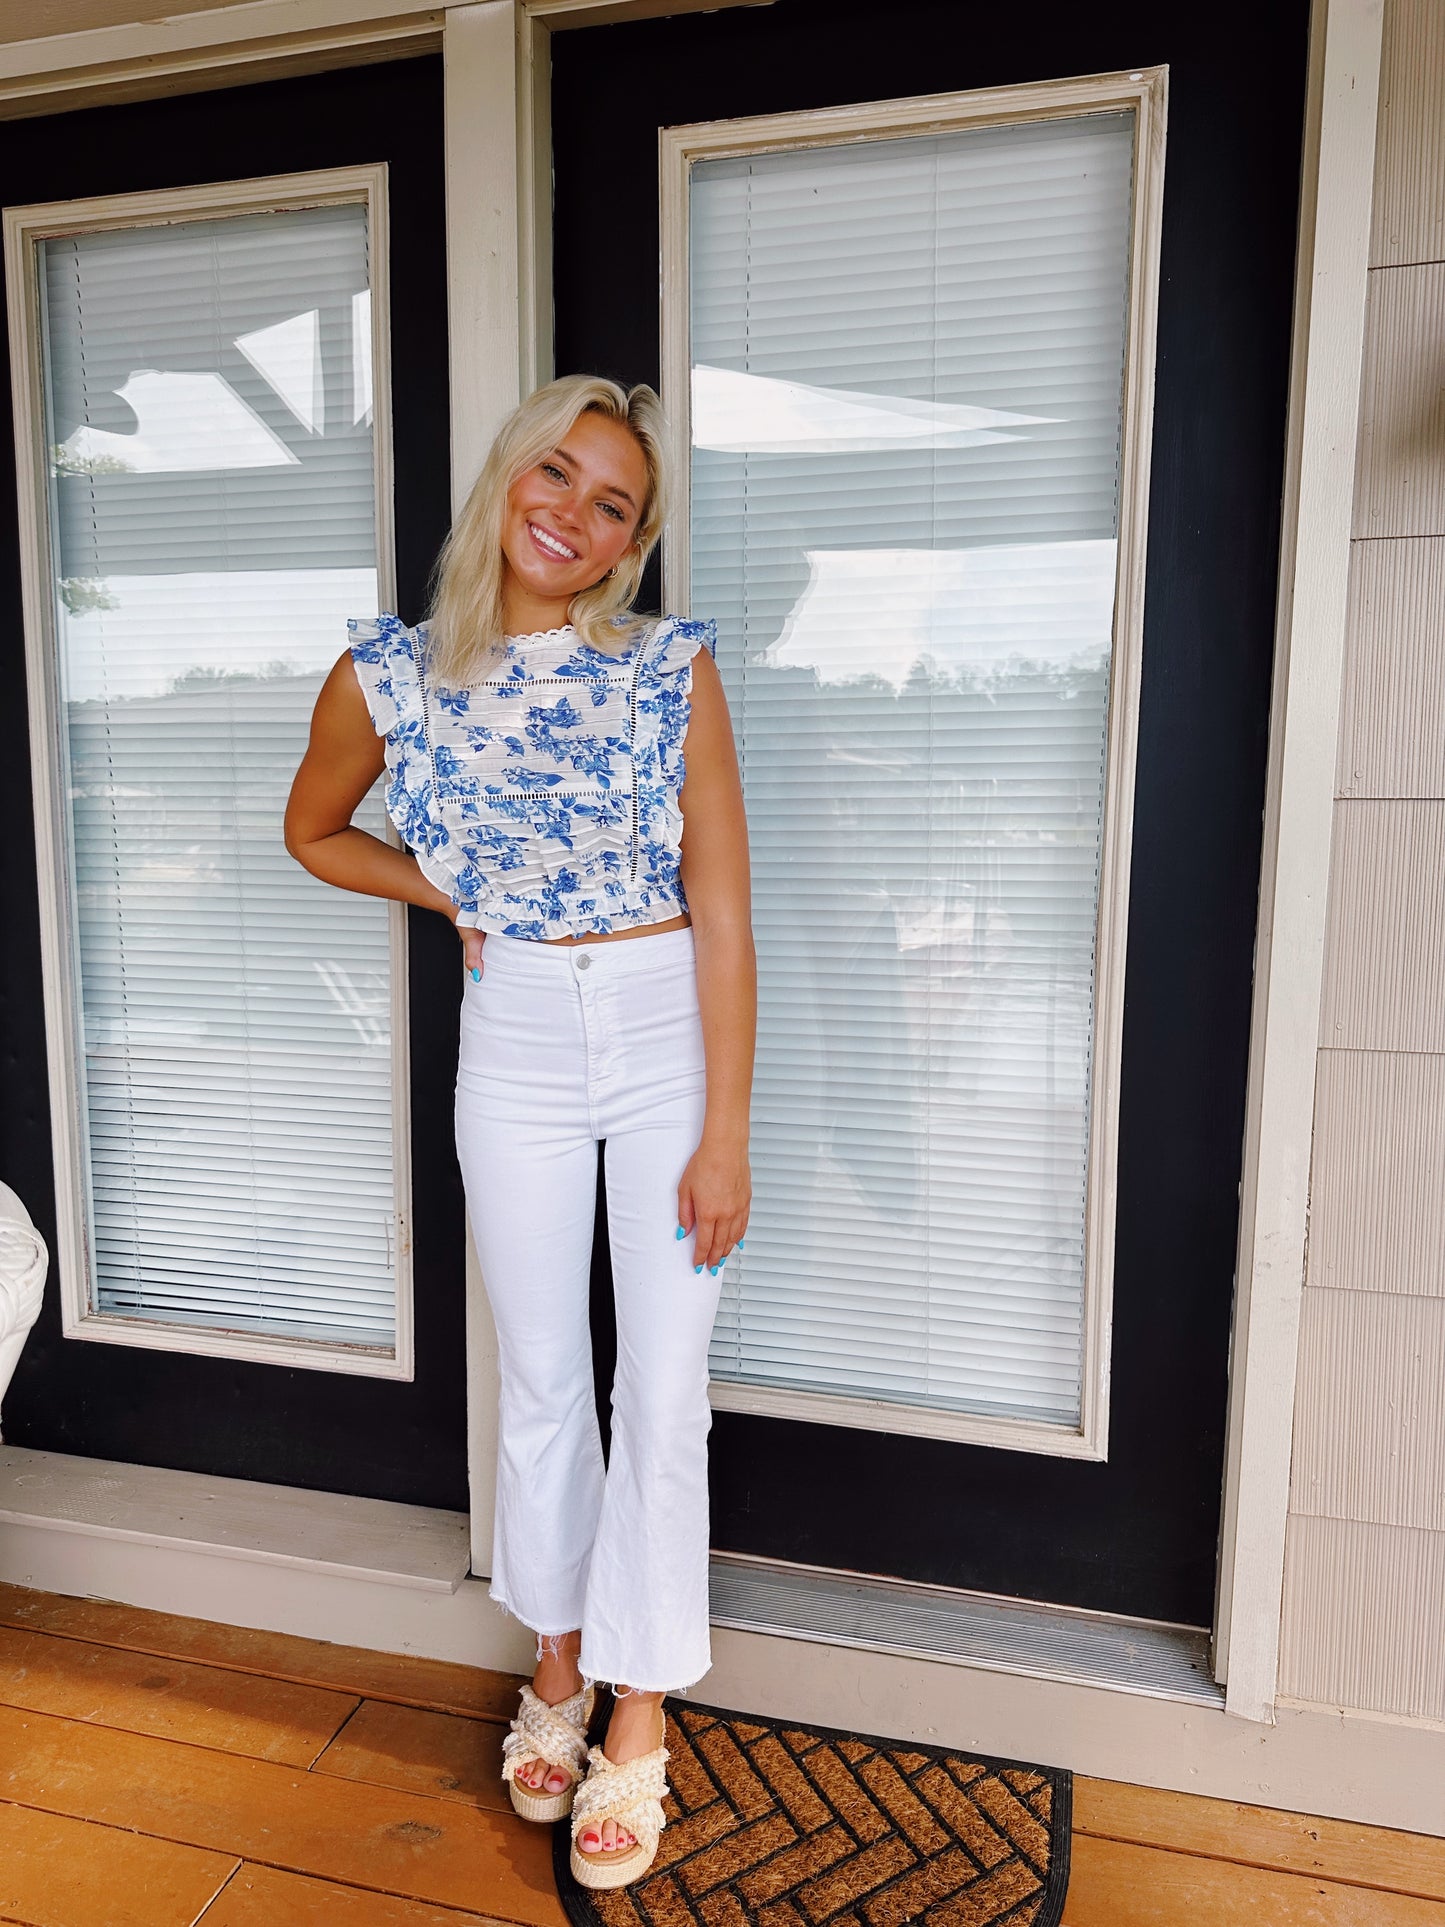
[708,1551,1223,1707]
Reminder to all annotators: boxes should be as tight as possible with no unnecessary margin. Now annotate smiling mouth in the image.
[527,520,580,563]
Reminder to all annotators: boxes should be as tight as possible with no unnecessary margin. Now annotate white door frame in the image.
[1210,0,1382,1721]
[0,0,1385,1727]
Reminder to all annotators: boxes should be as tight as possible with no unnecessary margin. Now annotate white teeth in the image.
[530,522,577,561]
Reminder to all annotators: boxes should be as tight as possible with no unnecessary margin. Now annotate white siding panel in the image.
[1309,1049,1445,1298]
[1370,0,1445,269]
[1352,262,1445,540]
[1278,1513,1445,1719]
[1337,536,1445,799]
[1318,800,1445,1051]
[1292,1288,1445,1530]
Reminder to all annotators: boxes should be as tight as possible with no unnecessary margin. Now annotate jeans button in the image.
[576,952,591,970]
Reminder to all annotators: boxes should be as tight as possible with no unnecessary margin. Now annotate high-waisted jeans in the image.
[454,922,724,1693]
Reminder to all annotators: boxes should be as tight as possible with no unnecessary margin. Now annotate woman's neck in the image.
[500,579,573,639]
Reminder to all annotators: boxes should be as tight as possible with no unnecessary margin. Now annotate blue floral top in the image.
[347,611,719,940]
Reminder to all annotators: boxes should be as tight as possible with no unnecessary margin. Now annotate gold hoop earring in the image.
[604,566,618,580]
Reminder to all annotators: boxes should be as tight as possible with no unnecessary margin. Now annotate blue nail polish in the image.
[675,1225,686,1240]
[694,1264,703,1274]
[737,1238,746,1250]
[710,1264,720,1276]
[471,967,481,981]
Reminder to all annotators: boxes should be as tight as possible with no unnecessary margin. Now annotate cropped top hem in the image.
[346,608,718,943]
[453,891,689,942]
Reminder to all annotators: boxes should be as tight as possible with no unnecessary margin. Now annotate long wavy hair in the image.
[423,374,670,687]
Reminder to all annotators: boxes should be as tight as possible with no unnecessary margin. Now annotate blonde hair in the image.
[423,374,670,686]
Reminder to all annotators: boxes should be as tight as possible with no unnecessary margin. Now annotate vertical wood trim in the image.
[443,0,524,507]
[3,203,90,1342]
[1212,0,1384,1718]
[443,0,527,1577]
[519,10,553,390]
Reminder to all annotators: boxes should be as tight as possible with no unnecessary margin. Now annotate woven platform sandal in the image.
[501,1670,597,1823]
[569,1696,671,1891]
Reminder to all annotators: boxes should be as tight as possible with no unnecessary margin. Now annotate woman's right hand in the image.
[457,921,486,979]
[414,877,486,979]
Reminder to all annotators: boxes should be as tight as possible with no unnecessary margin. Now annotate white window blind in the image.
[38,200,400,1349]
[690,112,1135,1427]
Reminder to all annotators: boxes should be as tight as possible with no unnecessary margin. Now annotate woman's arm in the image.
[285,650,485,970]
[676,646,756,1270]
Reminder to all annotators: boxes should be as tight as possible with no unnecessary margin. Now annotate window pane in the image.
[691,113,1135,1425]
[40,201,397,1348]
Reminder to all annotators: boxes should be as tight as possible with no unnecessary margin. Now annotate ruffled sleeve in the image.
[651,613,718,674]
[347,613,420,738]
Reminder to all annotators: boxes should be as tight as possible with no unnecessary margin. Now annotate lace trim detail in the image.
[502,623,578,645]
[570,1739,671,1856]
[499,1680,593,1784]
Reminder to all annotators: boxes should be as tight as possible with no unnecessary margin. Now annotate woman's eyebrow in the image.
[553,445,637,510]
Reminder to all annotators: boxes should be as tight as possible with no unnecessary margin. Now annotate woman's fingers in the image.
[678,1160,749,1270]
[692,1215,749,1273]
[459,926,486,978]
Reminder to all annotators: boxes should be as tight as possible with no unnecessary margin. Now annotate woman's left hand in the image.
[678,1135,750,1274]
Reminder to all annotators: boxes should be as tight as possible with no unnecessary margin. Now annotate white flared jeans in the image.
[454,922,723,1694]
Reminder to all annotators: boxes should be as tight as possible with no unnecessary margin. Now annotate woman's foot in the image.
[574,1688,666,1858]
[513,1630,585,1796]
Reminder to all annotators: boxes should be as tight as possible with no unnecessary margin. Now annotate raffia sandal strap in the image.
[500,1681,593,1784]
[569,1739,671,1857]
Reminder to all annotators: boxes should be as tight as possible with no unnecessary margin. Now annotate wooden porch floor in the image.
[0,1583,1441,1926]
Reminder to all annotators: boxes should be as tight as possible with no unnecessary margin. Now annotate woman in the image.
[284,375,755,1892]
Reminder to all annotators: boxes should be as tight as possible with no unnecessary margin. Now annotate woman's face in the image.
[501,410,649,606]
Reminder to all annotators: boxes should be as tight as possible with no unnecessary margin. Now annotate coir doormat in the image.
[552,1695,1071,1927]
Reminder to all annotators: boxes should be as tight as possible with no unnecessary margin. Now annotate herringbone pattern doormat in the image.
[552,1697,1071,1927]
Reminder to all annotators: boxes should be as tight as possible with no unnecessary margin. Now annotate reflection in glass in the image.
[692,113,1135,1425]
[40,203,395,1346]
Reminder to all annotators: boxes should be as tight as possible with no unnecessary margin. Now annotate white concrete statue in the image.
[0,1181,48,1433]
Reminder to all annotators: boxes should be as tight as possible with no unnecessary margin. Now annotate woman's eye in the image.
[541,462,566,482]
[598,501,625,522]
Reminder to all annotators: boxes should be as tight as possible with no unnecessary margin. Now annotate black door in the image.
[554,0,1310,1626]
[0,56,467,1511]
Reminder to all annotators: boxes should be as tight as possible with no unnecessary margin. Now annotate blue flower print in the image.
[530,695,583,730]
[345,610,717,939]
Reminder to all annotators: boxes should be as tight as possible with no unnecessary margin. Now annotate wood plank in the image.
[1075,1777,1445,1903]
[0,1797,236,1927]
[1320,800,1445,1056]
[1371,0,1445,269]
[0,1701,566,1927]
[314,1700,515,1814]
[199,1863,517,1926]
[1353,265,1445,540]
[0,1623,358,1767]
[1064,1835,1445,1926]
[0,1584,522,1722]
